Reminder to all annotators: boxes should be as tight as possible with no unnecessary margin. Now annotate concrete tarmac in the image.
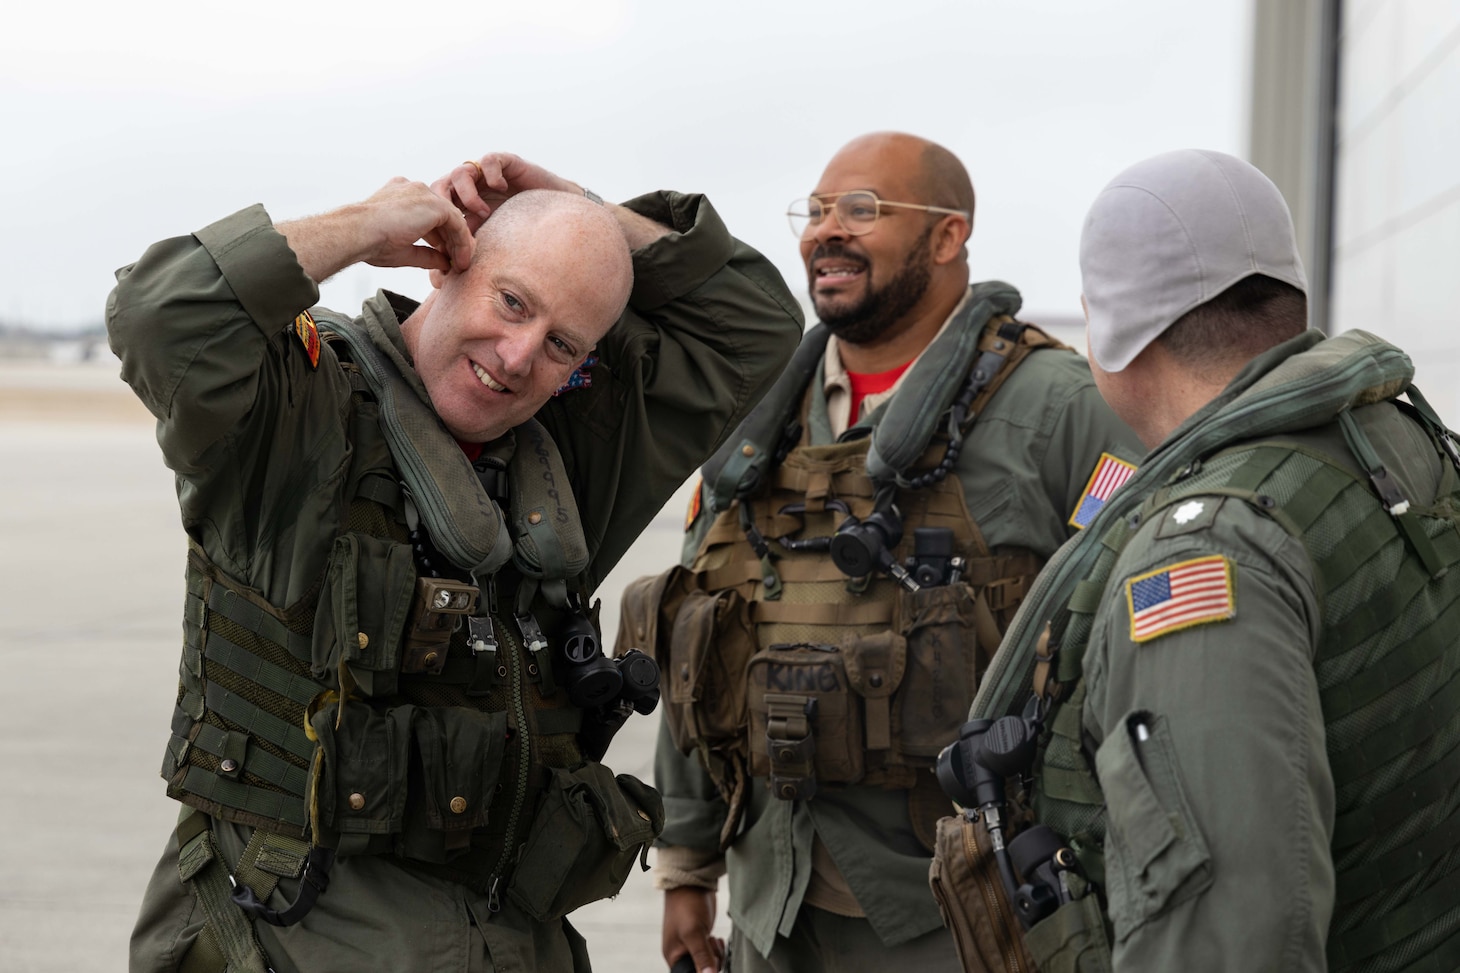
[0,362,721,972]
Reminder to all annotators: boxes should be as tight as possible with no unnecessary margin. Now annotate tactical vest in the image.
[163,315,662,924]
[636,284,1060,844]
[1022,377,1460,969]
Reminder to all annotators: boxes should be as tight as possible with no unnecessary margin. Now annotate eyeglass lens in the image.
[787,192,880,238]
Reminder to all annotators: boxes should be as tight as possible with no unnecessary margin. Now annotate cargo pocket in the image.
[665,584,756,754]
[307,699,413,838]
[747,643,863,795]
[897,582,984,758]
[311,532,416,697]
[1094,711,1212,942]
[507,764,665,922]
[1023,894,1115,973]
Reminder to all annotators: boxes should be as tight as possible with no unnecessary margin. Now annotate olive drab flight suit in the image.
[108,193,803,973]
[635,283,1143,969]
[949,330,1460,972]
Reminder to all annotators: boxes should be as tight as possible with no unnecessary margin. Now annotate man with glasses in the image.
[633,132,1141,972]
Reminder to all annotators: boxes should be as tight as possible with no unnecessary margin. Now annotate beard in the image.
[811,225,934,345]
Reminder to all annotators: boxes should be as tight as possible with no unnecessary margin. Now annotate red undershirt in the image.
[457,439,484,462]
[847,359,914,423]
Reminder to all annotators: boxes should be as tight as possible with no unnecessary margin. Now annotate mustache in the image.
[808,242,868,268]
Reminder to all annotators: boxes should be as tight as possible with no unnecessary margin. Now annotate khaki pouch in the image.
[665,581,756,754]
[1023,894,1113,973]
[747,642,863,795]
[898,582,990,758]
[929,812,1039,973]
[507,764,665,921]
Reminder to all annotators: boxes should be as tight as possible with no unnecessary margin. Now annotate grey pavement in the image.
[0,363,723,972]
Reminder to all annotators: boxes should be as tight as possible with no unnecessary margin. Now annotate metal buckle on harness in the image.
[766,694,818,801]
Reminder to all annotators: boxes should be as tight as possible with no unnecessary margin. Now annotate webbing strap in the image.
[1326,662,1460,781]
[174,812,271,973]
[1279,464,1356,533]
[748,599,893,625]
[203,634,320,707]
[195,684,315,760]
[353,473,401,510]
[1320,595,1460,720]
[1336,801,1460,908]
[1329,867,1460,968]
[1322,555,1444,662]
[1317,506,1399,590]
[180,716,309,796]
[1334,739,1460,848]
[1223,446,1291,494]
[207,585,312,661]
[181,766,310,829]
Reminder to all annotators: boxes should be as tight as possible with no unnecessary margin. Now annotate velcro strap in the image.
[181,766,310,829]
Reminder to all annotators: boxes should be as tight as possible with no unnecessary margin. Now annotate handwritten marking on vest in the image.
[766,662,840,694]
[530,430,570,525]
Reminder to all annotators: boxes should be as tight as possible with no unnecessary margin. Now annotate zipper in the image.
[967,818,1024,973]
[485,608,532,913]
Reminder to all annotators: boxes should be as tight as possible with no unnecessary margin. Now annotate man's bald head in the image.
[471,190,633,334]
[828,132,975,225]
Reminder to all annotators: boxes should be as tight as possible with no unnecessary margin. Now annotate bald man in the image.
[638,132,1141,972]
[108,152,801,973]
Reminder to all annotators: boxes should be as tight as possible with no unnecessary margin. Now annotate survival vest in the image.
[163,313,662,924]
[624,283,1062,846]
[963,331,1460,971]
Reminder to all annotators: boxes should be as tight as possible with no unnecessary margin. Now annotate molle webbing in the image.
[165,543,316,836]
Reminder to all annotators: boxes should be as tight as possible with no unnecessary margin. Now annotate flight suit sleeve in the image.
[1079,497,1333,972]
[653,714,729,886]
[536,192,802,589]
[106,205,354,595]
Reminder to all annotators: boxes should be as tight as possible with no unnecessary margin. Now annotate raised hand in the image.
[278,177,477,283]
[433,152,582,235]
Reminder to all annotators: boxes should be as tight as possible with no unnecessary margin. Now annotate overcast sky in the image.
[2,0,1249,333]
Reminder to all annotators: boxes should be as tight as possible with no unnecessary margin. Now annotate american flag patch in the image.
[1126,555,1235,643]
[552,355,598,396]
[1069,453,1137,529]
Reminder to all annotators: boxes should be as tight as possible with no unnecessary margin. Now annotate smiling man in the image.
[108,152,801,973]
[639,132,1141,972]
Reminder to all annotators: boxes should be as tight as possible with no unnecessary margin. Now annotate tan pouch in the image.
[747,642,864,796]
[665,582,756,753]
[928,812,1040,973]
[897,582,990,759]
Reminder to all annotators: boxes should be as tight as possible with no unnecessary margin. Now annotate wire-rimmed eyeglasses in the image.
[786,191,969,238]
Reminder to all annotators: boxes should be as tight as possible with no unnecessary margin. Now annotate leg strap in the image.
[175,808,307,973]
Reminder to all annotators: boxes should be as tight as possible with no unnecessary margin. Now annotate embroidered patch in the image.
[1069,453,1138,529]
[1126,555,1235,643]
[552,355,599,396]
[684,476,703,531]
[1172,500,1205,525]
[292,311,321,370]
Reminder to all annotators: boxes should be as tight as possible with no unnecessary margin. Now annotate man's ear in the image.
[931,214,971,265]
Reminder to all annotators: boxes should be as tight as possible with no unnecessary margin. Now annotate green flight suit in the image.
[972,330,1460,971]
[652,299,1143,971]
[109,191,802,973]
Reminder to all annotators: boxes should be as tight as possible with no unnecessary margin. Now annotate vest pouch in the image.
[666,583,756,755]
[898,582,987,759]
[311,532,416,698]
[1022,893,1114,973]
[507,763,665,922]
[842,631,907,755]
[307,699,414,840]
[928,812,1039,973]
[747,643,864,796]
[398,706,509,862]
